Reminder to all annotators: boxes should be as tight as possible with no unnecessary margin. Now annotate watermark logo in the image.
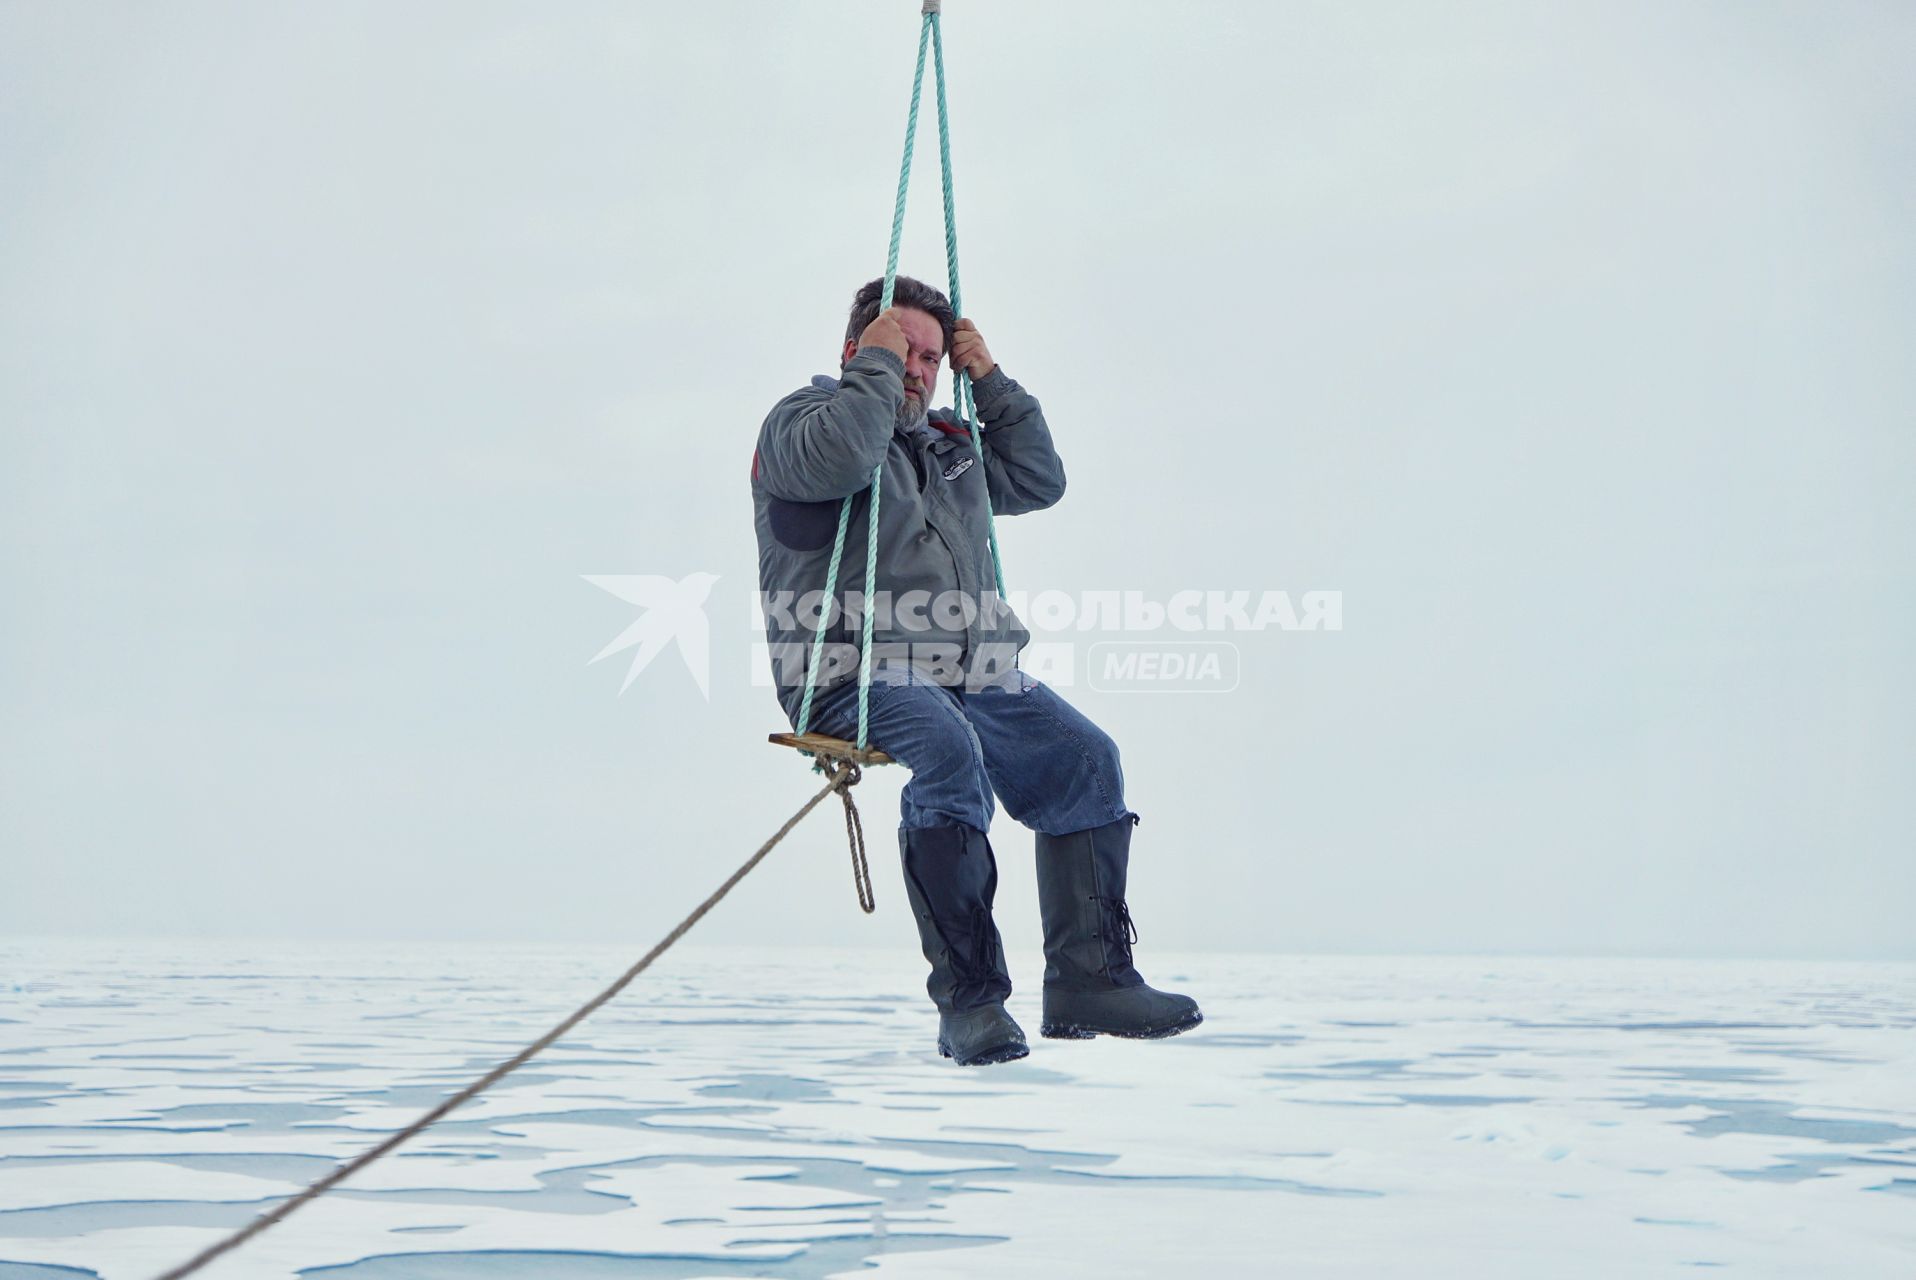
[583,577,1338,699]
[1088,641,1241,693]
[583,572,719,697]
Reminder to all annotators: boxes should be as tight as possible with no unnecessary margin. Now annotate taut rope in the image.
[153,757,868,1280]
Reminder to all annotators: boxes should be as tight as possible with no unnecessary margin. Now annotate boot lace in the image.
[1094,895,1138,951]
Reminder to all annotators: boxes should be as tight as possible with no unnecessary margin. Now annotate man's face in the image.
[842,306,945,426]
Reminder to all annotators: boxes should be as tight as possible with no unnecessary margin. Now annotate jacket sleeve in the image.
[754,348,907,502]
[972,367,1066,516]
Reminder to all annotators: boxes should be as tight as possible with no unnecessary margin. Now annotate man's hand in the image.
[950,318,996,380]
[857,307,913,362]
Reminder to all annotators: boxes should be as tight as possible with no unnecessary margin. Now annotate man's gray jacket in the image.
[751,346,1066,726]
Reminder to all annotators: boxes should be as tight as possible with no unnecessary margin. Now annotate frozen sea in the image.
[0,940,1912,1279]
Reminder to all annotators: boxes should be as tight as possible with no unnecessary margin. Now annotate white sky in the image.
[2,1,1911,960]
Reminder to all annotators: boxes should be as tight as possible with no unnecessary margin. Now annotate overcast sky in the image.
[3,1,1910,960]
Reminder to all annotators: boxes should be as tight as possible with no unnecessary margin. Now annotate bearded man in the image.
[750,275,1202,1065]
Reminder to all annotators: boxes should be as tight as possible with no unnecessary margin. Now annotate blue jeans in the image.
[805,659,1135,836]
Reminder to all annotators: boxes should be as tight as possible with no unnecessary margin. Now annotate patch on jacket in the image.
[767,496,842,551]
[942,456,975,482]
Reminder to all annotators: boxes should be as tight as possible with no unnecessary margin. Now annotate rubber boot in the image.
[1035,815,1203,1039]
[899,824,1029,1066]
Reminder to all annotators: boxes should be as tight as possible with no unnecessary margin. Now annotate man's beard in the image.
[895,390,928,430]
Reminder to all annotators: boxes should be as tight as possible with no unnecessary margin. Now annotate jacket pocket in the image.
[768,495,842,551]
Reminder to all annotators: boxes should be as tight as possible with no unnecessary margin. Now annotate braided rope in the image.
[793,498,856,736]
[882,16,934,311]
[931,12,1007,599]
[796,13,931,746]
[154,760,869,1280]
[839,762,875,913]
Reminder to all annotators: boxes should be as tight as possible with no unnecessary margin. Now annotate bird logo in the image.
[582,572,720,698]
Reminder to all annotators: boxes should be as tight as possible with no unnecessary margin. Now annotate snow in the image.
[1,940,1912,1278]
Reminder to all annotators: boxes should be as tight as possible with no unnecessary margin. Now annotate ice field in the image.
[1,939,1912,1278]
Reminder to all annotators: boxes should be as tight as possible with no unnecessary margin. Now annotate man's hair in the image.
[844,276,956,354]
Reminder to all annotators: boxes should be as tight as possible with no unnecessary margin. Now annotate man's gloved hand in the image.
[950,318,996,380]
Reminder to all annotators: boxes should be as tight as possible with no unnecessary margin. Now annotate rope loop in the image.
[815,755,876,914]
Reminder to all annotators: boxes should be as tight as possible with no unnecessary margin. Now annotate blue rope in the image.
[932,12,1006,601]
[795,10,1008,753]
[794,15,930,745]
[791,499,855,737]
[882,16,934,311]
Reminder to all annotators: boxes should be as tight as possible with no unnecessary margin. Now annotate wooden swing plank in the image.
[768,732,894,766]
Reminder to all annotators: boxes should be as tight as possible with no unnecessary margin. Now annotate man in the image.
[750,276,1201,1065]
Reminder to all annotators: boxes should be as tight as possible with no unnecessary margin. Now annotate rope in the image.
[930,11,1007,600]
[790,11,1013,743]
[792,498,856,736]
[795,13,933,746]
[793,12,1015,736]
[152,759,869,1280]
[853,461,884,750]
[840,764,875,913]
[882,16,934,313]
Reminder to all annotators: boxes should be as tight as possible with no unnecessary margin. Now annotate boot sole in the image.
[1041,1009,1204,1041]
[939,1039,1031,1066]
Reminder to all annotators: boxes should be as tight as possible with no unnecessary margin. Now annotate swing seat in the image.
[768,732,894,767]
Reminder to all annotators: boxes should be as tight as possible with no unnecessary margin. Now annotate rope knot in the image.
[820,757,863,791]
